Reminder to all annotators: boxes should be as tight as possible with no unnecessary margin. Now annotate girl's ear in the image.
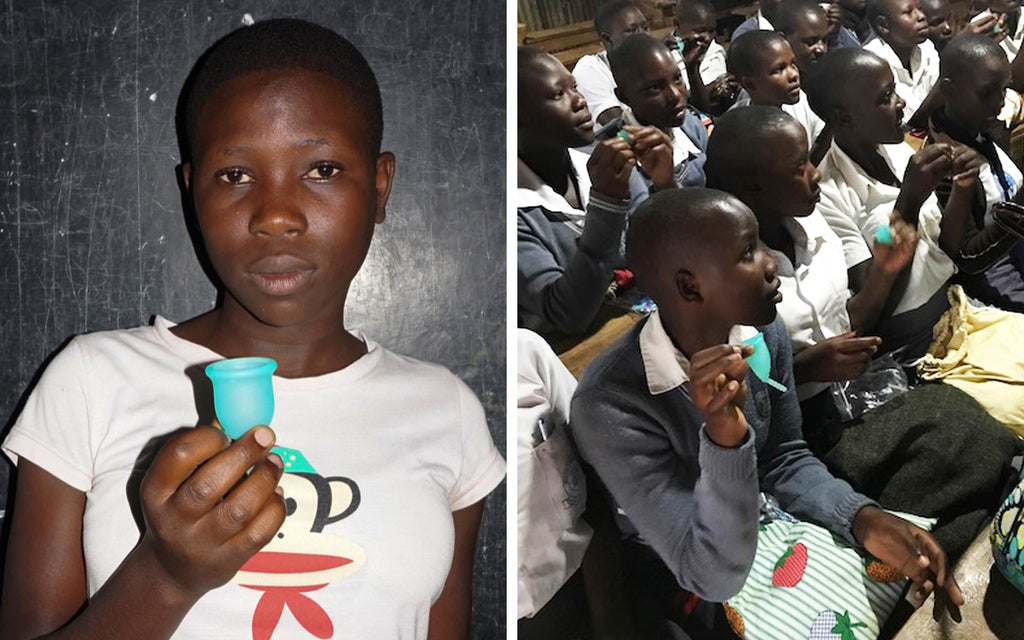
[374,152,396,224]
[182,163,192,191]
[874,15,890,38]
[675,268,703,303]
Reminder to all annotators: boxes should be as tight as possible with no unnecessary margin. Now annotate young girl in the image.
[0,19,504,640]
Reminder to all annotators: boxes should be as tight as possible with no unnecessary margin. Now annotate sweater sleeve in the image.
[755,318,876,545]
[517,190,629,334]
[570,382,761,602]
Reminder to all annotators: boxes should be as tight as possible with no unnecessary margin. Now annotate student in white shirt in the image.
[863,0,940,122]
[670,0,739,115]
[572,1,652,127]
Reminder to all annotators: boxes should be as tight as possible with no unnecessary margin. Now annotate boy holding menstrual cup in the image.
[0,18,504,640]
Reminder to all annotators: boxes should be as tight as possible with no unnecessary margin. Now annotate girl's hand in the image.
[873,216,918,276]
[137,424,286,600]
[588,137,636,200]
[852,506,965,610]
[623,125,676,190]
[690,344,753,448]
[794,332,881,382]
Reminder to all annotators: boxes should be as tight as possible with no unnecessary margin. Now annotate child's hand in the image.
[588,137,636,201]
[966,12,1006,43]
[950,144,982,187]
[902,143,953,210]
[708,73,740,104]
[794,332,881,382]
[852,506,965,611]
[690,344,752,448]
[873,216,918,275]
[137,424,286,600]
[680,35,710,69]
[623,125,675,190]
[823,2,842,39]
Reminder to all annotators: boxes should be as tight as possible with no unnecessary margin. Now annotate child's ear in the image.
[939,76,953,98]
[674,268,702,303]
[181,162,192,191]
[835,105,854,129]
[599,31,614,48]
[373,152,396,224]
[874,15,890,38]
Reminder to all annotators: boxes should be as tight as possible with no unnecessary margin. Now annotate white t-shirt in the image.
[768,213,853,401]
[3,317,506,640]
[817,141,955,316]
[783,90,827,151]
[863,38,939,122]
[977,138,1023,222]
[516,329,591,619]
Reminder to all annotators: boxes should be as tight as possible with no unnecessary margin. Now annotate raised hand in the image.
[901,143,954,214]
[622,125,676,190]
[690,344,753,448]
[587,136,637,200]
[873,216,918,275]
[137,424,286,600]
[794,332,881,382]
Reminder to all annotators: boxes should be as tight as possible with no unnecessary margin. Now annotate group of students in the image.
[518,0,1024,637]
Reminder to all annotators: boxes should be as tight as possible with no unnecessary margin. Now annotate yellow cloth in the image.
[918,285,1024,436]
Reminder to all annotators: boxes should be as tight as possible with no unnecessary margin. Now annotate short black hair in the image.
[726,30,788,78]
[626,188,748,297]
[804,47,885,124]
[608,32,668,88]
[940,32,1005,81]
[673,0,715,24]
[865,0,897,32]
[705,105,799,191]
[595,1,642,34]
[773,0,827,35]
[181,18,383,162]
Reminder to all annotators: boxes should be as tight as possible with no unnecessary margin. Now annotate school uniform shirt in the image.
[863,38,939,122]
[727,91,825,152]
[977,136,1023,219]
[768,213,854,401]
[3,319,506,640]
[517,329,591,619]
[517,146,648,334]
[731,9,775,41]
[816,141,955,316]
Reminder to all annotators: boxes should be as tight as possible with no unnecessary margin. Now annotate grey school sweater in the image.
[570,314,875,602]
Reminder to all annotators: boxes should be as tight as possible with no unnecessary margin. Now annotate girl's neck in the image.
[836,135,898,185]
[660,307,731,361]
[518,140,572,193]
[171,304,366,378]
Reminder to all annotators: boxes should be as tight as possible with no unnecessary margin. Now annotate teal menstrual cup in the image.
[875,224,893,245]
[205,357,277,439]
[740,332,787,392]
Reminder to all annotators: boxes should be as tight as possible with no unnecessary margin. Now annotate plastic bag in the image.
[830,354,910,422]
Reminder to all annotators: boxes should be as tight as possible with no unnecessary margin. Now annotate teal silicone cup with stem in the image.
[740,332,787,392]
[205,357,277,439]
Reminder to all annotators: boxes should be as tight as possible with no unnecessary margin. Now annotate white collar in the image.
[639,310,758,395]
[757,10,775,30]
[516,147,592,216]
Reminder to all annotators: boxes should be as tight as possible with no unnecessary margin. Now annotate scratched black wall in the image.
[0,0,506,636]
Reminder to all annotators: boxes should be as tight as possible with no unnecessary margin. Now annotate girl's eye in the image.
[305,163,341,180]
[216,168,253,185]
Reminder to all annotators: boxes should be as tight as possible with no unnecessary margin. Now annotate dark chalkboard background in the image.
[0,1,506,637]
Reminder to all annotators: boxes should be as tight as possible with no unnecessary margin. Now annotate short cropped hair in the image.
[626,188,746,295]
[705,105,798,190]
[727,30,788,78]
[865,0,896,31]
[940,32,1004,81]
[773,0,827,35]
[673,0,715,24]
[595,0,641,34]
[181,18,383,161]
[608,33,669,88]
[804,47,885,124]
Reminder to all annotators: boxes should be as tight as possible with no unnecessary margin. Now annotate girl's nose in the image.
[249,184,308,238]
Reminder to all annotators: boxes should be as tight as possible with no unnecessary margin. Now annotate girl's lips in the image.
[250,270,314,295]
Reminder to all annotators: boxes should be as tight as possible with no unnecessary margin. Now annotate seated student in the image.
[806,47,1011,358]
[518,47,674,335]
[704,105,1022,561]
[727,31,828,161]
[971,0,1024,63]
[608,33,709,188]
[931,33,1024,311]
[0,19,505,640]
[775,0,832,73]
[573,1,652,126]
[671,0,741,116]
[569,186,963,637]
[919,0,954,52]
[862,0,941,122]
[517,329,640,640]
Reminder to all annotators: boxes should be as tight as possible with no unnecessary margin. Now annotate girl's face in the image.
[747,40,801,106]
[184,69,394,331]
